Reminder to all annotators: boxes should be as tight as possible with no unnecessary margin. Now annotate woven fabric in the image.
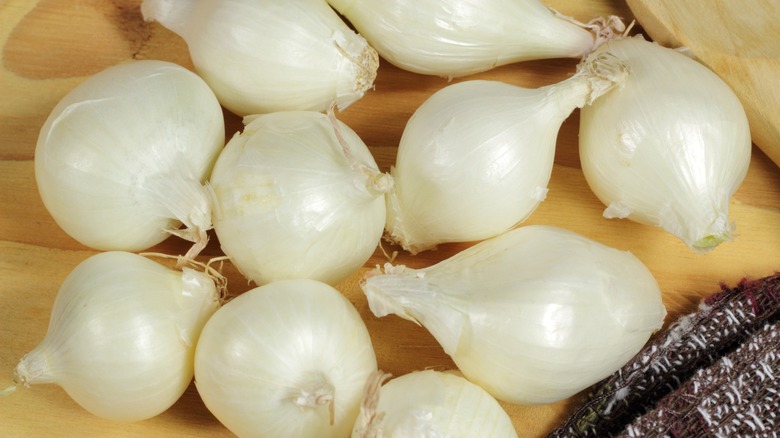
[618,320,779,437]
[549,274,780,437]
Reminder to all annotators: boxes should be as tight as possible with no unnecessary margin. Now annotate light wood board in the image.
[627,0,780,167]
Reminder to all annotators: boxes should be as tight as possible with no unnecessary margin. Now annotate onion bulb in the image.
[327,0,623,77]
[194,279,377,438]
[34,60,224,257]
[352,370,517,437]
[385,51,627,254]
[142,0,379,116]
[9,252,221,422]
[209,110,392,286]
[579,36,752,252]
[361,225,667,404]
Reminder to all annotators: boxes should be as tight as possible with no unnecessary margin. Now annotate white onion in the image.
[579,36,752,252]
[209,110,392,286]
[361,225,667,404]
[142,0,379,116]
[10,252,220,422]
[34,60,224,257]
[327,0,622,77]
[385,51,627,254]
[194,279,377,438]
[352,370,517,437]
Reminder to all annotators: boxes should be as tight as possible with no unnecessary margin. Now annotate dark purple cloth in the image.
[549,274,780,437]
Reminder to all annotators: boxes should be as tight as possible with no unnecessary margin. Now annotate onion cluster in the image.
[12,0,758,436]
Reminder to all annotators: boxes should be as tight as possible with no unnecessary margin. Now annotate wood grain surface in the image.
[1,1,778,437]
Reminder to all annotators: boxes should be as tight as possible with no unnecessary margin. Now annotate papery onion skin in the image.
[142,0,379,116]
[327,0,596,78]
[385,52,628,254]
[579,36,752,253]
[385,80,560,254]
[209,111,391,286]
[34,60,224,254]
[352,370,517,438]
[195,279,377,438]
[12,252,220,422]
[362,225,667,405]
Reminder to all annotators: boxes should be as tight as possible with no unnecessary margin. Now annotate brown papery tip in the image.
[547,8,631,54]
[578,50,630,104]
[140,252,231,303]
[165,225,210,264]
[360,263,411,288]
[355,45,379,94]
[353,370,392,438]
[586,16,632,50]
[367,171,394,196]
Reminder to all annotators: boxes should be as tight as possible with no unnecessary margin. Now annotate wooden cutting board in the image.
[626,0,780,167]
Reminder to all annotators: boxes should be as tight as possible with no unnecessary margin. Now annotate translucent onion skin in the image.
[385,52,628,254]
[34,60,224,254]
[579,37,752,253]
[12,252,220,422]
[361,225,667,405]
[385,81,561,254]
[195,279,378,438]
[327,0,594,77]
[352,370,517,437]
[209,111,392,286]
[142,0,379,116]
